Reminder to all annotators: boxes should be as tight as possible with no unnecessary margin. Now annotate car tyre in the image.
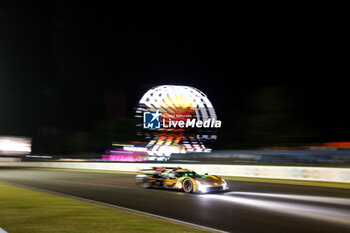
[182,178,193,193]
[139,177,152,188]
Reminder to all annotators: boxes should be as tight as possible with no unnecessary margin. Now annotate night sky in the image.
[0,1,348,148]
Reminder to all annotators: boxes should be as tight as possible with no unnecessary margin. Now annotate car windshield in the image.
[177,171,201,178]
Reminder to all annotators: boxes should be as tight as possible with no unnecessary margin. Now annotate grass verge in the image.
[0,182,209,233]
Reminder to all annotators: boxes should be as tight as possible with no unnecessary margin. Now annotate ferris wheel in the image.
[137,85,217,122]
[135,85,218,160]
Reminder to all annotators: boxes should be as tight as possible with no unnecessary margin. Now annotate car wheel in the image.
[182,179,193,193]
[139,177,152,188]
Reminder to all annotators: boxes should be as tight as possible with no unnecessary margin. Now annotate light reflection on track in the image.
[232,192,350,206]
[201,192,350,226]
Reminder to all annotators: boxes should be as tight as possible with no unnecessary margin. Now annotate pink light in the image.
[102,155,148,162]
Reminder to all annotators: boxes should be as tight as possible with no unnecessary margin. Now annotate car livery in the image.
[136,167,228,193]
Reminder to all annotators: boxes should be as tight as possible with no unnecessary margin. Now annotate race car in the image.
[135,167,228,193]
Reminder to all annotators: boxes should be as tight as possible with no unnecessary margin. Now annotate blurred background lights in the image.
[0,136,32,155]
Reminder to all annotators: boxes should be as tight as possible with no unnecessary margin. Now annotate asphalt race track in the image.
[1,167,350,233]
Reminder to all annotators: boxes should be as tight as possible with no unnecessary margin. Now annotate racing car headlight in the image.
[196,181,209,193]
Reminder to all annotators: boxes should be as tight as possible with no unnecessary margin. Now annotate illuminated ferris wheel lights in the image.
[136,85,219,158]
[138,85,217,121]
